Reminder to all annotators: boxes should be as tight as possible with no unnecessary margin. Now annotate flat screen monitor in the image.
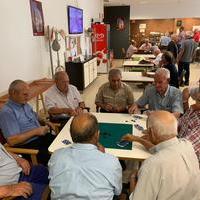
[67,6,83,34]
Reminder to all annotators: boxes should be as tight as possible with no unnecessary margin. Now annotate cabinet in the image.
[65,57,97,91]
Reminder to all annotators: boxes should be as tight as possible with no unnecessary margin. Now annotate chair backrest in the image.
[122,48,126,57]
[0,129,7,144]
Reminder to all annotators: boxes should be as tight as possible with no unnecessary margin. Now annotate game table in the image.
[48,113,152,161]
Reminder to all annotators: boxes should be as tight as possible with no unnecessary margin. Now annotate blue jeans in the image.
[16,165,49,200]
[178,61,190,84]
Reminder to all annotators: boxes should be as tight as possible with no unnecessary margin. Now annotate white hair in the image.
[147,113,178,136]
[155,68,170,79]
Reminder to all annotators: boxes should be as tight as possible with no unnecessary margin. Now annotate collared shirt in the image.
[126,45,137,58]
[153,53,162,66]
[48,143,122,200]
[45,84,83,111]
[95,82,134,109]
[0,143,21,185]
[178,107,200,166]
[0,100,40,142]
[136,85,183,113]
[130,138,200,200]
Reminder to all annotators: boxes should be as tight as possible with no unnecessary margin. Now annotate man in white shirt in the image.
[45,71,86,123]
[122,111,200,200]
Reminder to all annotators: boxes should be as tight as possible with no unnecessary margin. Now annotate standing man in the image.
[167,33,179,60]
[177,31,198,86]
[122,111,200,200]
[48,113,122,200]
[95,69,134,113]
[129,68,183,118]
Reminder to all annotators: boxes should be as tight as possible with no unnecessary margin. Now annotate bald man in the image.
[0,80,55,165]
[45,71,85,123]
[48,113,122,200]
[122,111,200,200]
[129,68,183,118]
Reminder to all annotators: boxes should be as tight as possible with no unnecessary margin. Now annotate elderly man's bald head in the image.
[70,113,99,143]
[148,111,178,137]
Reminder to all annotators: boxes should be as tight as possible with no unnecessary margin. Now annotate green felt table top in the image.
[99,122,133,150]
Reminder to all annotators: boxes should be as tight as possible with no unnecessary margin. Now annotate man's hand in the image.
[97,143,105,153]
[37,126,49,136]
[8,182,33,198]
[128,104,139,114]
[103,103,113,112]
[121,134,141,142]
[16,157,31,176]
[63,108,77,116]
[75,107,84,115]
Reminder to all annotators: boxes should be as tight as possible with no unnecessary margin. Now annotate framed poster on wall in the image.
[30,0,44,36]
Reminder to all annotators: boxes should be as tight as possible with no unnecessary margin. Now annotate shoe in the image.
[179,82,184,87]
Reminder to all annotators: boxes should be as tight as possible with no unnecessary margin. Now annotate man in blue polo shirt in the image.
[129,68,183,118]
[0,80,55,164]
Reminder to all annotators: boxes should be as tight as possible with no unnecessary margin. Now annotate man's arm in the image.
[0,182,32,198]
[171,90,184,118]
[48,107,77,116]
[6,126,49,146]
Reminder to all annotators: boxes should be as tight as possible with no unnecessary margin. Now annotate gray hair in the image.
[155,68,170,79]
[8,80,26,95]
[108,68,122,78]
[54,71,68,81]
[148,112,178,136]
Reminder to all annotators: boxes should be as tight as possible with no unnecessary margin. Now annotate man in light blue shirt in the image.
[48,113,122,200]
[0,80,55,165]
[129,68,183,118]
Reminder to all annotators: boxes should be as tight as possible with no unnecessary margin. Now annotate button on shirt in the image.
[0,100,40,143]
[48,143,122,200]
[95,82,134,109]
[136,85,183,113]
[130,138,200,200]
[0,143,21,185]
[45,85,82,111]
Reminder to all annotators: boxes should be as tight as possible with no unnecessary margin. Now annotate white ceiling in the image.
[104,0,197,6]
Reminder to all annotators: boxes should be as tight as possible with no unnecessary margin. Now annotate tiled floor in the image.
[82,60,200,112]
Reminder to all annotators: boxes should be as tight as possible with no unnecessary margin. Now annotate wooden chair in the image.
[0,131,39,165]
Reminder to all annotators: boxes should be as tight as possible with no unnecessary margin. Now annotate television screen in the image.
[67,6,83,34]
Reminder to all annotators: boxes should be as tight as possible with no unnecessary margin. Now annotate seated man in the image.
[45,71,85,123]
[139,39,152,52]
[122,111,200,200]
[129,68,183,118]
[0,80,55,165]
[48,113,122,200]
[0,142,48,199]
[178,91,200,166]
[95,69,134,113]
[152,48,162,66]
[126,40,138,58]
[182,78,200,111]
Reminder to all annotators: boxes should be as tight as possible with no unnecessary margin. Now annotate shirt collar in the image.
[55,85,67,96]
[157,85,169,97]
[150,137,179,153]
[72,143,98,150]
[7,99,24,108]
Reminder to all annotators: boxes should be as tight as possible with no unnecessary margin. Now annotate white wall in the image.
[131,0,200,19]
[0,0,103,92]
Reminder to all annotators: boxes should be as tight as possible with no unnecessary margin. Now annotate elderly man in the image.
[0,80,55,165]
[167,33,179,60]
[177,31,198,86]
[45,71,85,121]
[48,113,122,200]
[95,68,134,113]
[178,91,200,166]
[152,48,162,66]
[129,68,183,118]
[139,39,152,52]
[122,111,200,200]
[0,142,48,199]
[126,40,138,58]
